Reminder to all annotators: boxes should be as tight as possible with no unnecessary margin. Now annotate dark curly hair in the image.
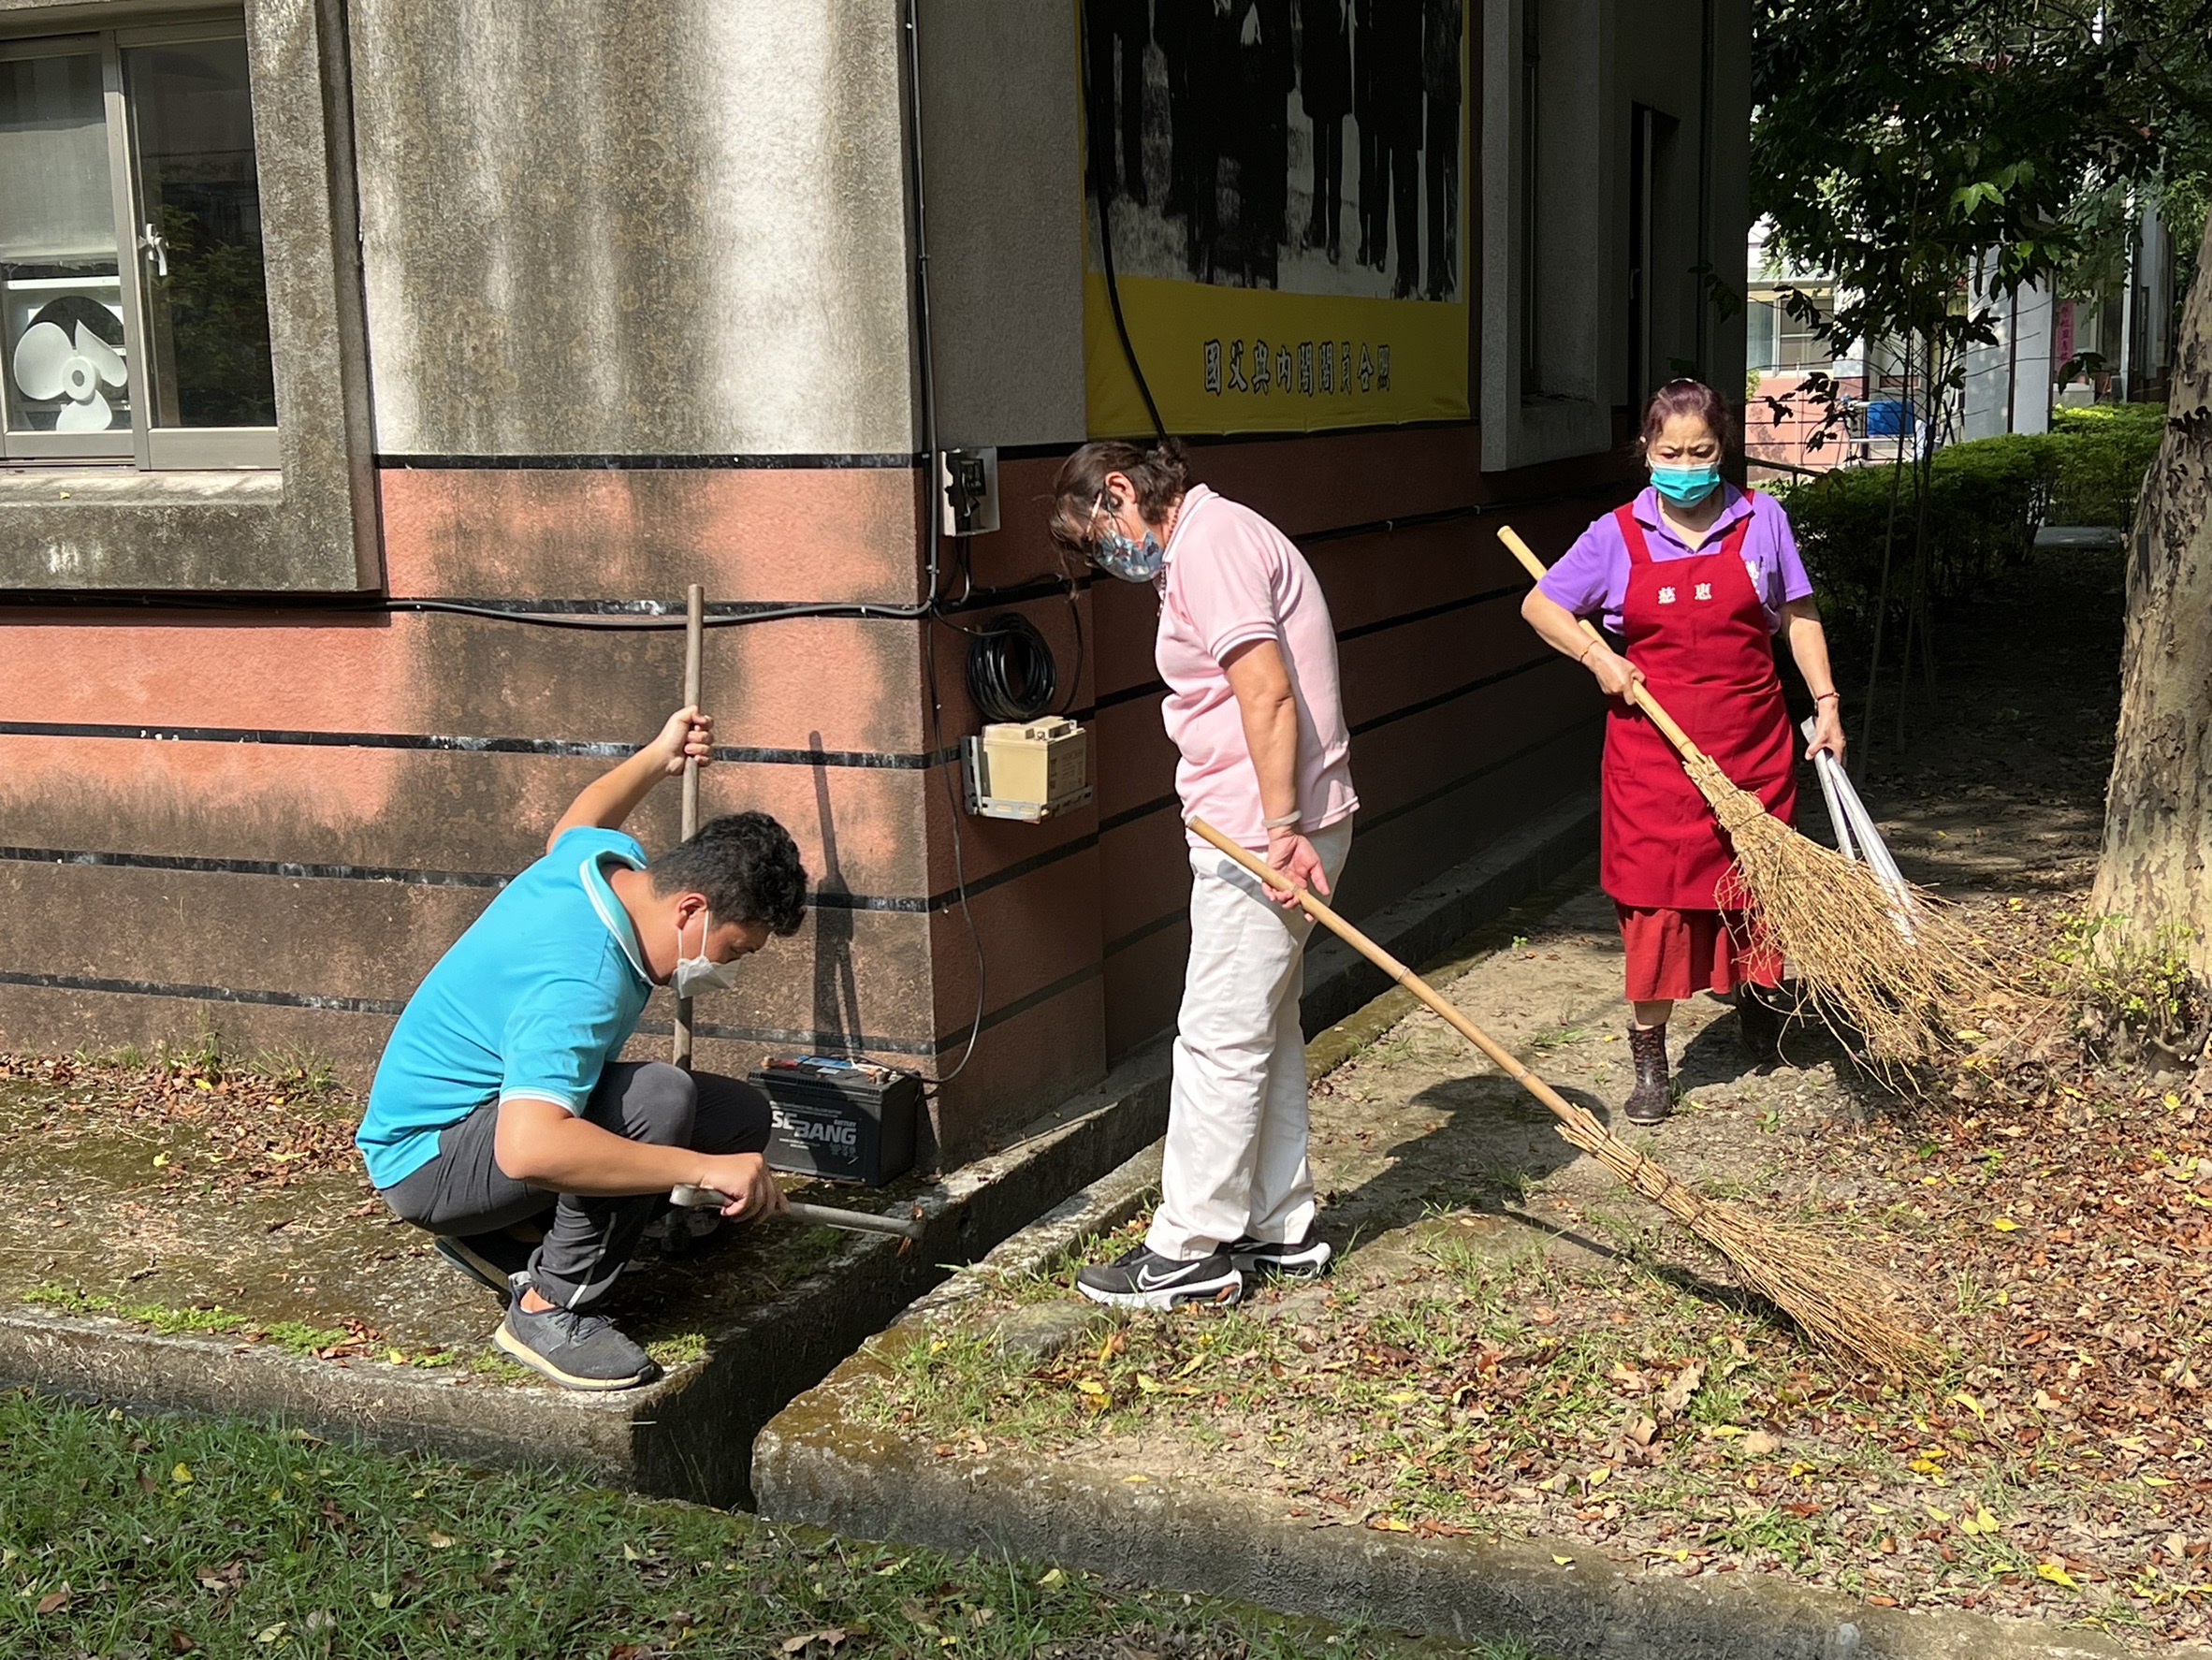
[1046,438,1191,555]
[650,811,808,937]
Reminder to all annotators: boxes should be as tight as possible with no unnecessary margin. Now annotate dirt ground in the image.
[0,1045,879,1380]
[870,545,2212,1650]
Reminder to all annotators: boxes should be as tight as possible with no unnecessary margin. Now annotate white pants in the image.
[1147,821,1354,1261]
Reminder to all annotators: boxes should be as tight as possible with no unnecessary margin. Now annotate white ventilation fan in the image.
[12,299,128,431]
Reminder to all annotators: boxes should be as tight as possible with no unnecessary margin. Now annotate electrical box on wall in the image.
[963,718,1092,823]
[939,445,998,537]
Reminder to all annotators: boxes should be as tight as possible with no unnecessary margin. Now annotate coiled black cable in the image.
[964,612,1058,723]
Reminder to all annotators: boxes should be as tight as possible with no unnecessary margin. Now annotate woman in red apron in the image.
[1521,380,1846,1123]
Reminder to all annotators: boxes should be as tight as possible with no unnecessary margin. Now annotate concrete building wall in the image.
[351,0,917,458]
[1961,276,2055,441]
[915,0,1087,449]
[1613,0,1718,395]
[1485,0,1747,463]
[1704,0,1753,409]
[1480,0,1615,467]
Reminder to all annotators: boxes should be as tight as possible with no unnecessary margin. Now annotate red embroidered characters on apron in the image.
[1599,501,1797,911]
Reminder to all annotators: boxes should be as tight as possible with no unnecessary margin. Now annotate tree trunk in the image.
[2092,215,2212,973]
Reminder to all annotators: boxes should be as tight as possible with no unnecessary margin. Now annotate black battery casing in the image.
[749,1056,920,1186]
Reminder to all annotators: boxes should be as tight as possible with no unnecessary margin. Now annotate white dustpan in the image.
[1801,717,1916,940]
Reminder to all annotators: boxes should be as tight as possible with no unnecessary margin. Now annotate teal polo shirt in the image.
[357,826,658,1189]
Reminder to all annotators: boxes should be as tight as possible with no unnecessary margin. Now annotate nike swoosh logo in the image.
[1136,1264,1203,1290]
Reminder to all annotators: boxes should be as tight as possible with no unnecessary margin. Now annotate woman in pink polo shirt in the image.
[1521,379,1845,1124]
[1048,439,1359,1310]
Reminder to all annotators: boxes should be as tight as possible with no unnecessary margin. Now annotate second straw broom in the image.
[1188,817,1940,1377]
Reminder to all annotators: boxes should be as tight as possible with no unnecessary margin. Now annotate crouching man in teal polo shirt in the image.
[355,706,808,1391]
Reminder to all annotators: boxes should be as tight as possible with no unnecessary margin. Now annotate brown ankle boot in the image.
[1624,1024,1672,1125]
[1738,985,1782,1062]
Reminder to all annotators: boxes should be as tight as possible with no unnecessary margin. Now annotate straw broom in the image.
[1498,524,2028,1074]
[1189,818,1942,1376]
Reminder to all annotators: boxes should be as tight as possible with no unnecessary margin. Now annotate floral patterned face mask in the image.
[1088,492,1166,583]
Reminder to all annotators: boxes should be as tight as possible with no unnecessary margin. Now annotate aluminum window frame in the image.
[0,31,139,460]
[0,0,378,594]
[0,15,279,469]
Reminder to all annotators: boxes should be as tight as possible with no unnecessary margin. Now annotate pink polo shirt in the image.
[1155,485,1360,850]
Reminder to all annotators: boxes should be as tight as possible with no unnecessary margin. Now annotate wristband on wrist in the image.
[1812,691,1840,705]
[1263,809,1303,832]
[1578,639,1603,664]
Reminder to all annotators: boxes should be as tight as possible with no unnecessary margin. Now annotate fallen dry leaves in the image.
[0,1051,362,1200]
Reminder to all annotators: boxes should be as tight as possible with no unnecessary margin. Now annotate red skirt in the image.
[1616,904,1782,1002]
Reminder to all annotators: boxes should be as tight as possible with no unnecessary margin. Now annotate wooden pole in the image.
[673,583,705,1070]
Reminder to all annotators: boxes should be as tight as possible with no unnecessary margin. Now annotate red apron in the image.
[1600,501,1796,911]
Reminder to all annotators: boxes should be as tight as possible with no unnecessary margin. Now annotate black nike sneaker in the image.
[1228,1231,1334,1281]
[1075,1245,1243,1311]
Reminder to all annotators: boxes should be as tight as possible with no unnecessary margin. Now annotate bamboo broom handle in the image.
[1494,524,1710,767]
[1188,818,1601,1138]
[673,583,705,1070]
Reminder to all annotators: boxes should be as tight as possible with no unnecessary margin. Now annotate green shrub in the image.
[2048,910,2207,1063]
[1774,432,2052,627]
[2047,402,2167,527]
[1776,402,2167,633]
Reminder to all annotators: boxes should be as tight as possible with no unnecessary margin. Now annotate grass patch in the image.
[19,1285,457,1366]
[644,1331,709,1369]
[0,1391,1525,1657]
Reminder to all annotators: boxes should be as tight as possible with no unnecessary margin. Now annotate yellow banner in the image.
[1085,272,1469,436]
[1078,0,1471,437]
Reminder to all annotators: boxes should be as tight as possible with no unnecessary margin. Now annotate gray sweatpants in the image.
[379,1060,771,1312]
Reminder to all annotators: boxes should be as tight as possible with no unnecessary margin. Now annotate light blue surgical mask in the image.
[1650,462,1724,506]
[1089,493,1167,583]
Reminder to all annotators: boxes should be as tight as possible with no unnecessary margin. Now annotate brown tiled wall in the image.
[0,430,1632,1166]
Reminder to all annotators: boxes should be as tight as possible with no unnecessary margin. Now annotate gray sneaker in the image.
[493,1297,658,1391]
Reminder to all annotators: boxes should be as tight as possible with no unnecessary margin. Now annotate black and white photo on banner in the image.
[1084,0,1466,302]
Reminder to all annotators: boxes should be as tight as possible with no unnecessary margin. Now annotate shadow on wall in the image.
[809,730,862,1050]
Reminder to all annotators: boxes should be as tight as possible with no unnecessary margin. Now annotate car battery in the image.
[749,1055,920,1187]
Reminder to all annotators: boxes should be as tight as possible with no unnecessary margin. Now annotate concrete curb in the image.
[757,1388,2176,1660]
[0,1042,1176,1507]
[925,1146,1164,1320]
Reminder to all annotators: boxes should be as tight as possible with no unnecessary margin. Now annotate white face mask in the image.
[672,907,742,997]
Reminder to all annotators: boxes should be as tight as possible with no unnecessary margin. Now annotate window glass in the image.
[125,36,274,428]
[1747,297,1779,372]
[0,51,131,437]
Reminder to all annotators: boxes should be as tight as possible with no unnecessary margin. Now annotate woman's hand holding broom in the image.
[1521,583,1647,708]
[1500,528,1707,762]
[1581,636,1646,707]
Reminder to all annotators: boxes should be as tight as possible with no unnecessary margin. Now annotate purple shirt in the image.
[1536,486,1814,636]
